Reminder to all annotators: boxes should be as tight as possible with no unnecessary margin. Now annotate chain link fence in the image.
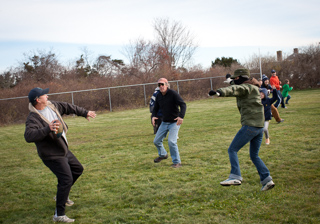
[0,76,231,125]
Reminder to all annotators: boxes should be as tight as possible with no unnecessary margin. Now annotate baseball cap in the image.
[28,87,49,103]
[271,69,276,73]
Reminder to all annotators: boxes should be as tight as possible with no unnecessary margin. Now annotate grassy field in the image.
[0,89,319,224]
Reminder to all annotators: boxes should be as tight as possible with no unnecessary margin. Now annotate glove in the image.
[208,90,221,96]
[223,77,232,84]
[208,90,216,96]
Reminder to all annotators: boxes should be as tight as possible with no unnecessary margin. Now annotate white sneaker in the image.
[52,215,75,223]
[220,178,242,186]
[261,180,275,191]
[53,196,74,206]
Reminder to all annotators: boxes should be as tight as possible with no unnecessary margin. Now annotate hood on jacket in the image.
[259,88,268,98]
[243,77,261,87]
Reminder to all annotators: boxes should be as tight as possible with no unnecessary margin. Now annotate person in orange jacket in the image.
[269,69,285,108]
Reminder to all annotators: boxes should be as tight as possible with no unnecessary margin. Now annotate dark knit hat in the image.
[231,68,250,79]
[28,87,49,103]
[262,74,269,82]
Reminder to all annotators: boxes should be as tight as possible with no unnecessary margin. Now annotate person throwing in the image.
[152,78,186,168]
[24,87,96,223]
[208,69,275,191]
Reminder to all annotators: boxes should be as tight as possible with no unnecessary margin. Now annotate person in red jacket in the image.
[269,70,285,108]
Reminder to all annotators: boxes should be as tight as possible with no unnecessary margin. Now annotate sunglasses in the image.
[158,83,165,87]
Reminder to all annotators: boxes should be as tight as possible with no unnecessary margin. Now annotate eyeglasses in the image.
[158,83,165,87]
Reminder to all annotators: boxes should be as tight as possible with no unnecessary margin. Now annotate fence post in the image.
[71,92,74,105]
[108,88,112,112]
[71,92,75,117]
[176,81,180,94]
[143,85,147,107]
[210,78,213,90]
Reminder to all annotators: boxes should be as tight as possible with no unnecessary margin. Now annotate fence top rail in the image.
[0,76,224,101]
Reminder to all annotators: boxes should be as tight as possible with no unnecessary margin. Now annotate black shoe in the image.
[154,154,168,163]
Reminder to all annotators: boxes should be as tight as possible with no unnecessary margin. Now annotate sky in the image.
[0,0,320,73]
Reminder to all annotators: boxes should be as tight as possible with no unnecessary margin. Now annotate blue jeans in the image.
[274,90,282,108]
[153,122,181,164]
[228,125,272,185]
[285,95,291,104]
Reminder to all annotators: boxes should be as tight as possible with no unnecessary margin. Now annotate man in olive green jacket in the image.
[208,68,275,191]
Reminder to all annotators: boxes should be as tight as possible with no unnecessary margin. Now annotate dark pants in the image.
[274,90,282,108]
[152,116,163,134]
[42,150,83,216]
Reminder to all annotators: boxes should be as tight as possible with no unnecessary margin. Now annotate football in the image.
[53,120,63,138]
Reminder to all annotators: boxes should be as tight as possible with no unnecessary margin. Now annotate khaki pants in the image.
[271,104,281,122]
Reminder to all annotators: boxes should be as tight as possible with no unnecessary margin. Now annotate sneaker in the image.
[220,178,242,186]
[53,197,74,206]
[261,180,275,191]
[171,163,182,168]
[154,154,168,163]
[277,119,284,124]
[52,215,75,223]
[265,138,270,145]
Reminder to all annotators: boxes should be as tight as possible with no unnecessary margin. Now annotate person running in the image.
[259,87,278,145]
[282,79,293,105]
[261,74,284,123]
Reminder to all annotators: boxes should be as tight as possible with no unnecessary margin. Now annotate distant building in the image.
[277,48,304,62]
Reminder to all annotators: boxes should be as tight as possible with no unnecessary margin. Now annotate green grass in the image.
[1,89,320,224]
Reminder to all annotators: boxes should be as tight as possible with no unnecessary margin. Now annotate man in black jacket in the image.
[152,78,186,168]
[24,87,96,223]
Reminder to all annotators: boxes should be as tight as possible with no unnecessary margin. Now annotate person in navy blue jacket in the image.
[150,87,163,134]
[261,75,284,124]
[259,87,278,145]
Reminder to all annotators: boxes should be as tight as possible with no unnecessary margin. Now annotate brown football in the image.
[53,120,63,138]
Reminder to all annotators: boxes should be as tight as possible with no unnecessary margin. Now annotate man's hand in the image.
[208,90,220,96]
[224,77,232,84]
[174,117,183,125]
[152,116,158,126]
[86,111,96,121]
[208,90,216,96]
[50,120,59,133]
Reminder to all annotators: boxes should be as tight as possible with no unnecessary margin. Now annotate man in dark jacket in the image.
[24,87,96,223]
[149,87,163,134]
[152,78,186,168]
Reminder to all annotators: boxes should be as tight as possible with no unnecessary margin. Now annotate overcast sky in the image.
[0,0,319,72]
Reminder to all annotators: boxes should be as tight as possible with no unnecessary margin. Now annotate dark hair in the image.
[31,99,38,107]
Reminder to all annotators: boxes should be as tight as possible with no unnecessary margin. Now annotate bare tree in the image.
[124,39,158,71]
[20,49,63,82]
[153,17,198,70]
[94,55,125,77]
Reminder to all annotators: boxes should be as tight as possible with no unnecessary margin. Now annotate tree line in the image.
[0,17,319,125]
